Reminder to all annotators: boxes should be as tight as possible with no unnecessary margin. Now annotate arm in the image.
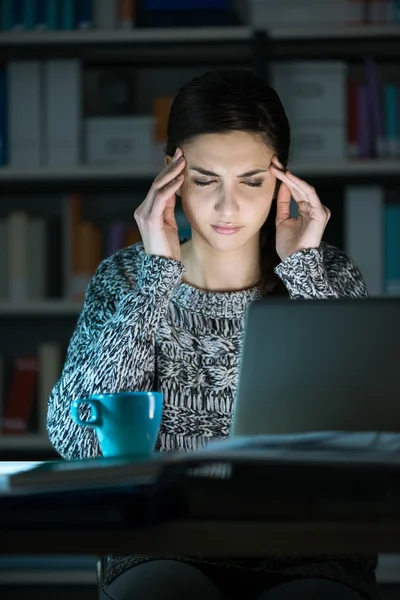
[47,249,185,460]
[274,243,368,300]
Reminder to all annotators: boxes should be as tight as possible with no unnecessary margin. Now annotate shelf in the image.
[0,301,82,316]
[267,24,400,59]
[1,24,400,62]
[0,26,254,64]
[290,159,400,177]
[0,26,252,45]
[0,24,398,45]
[1,160,400,185]
[0,435,51,449]
[269,23,400,41]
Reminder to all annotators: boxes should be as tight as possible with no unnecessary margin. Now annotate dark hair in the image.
[166,69,291,296]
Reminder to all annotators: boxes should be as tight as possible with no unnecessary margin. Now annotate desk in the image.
[1,459,400,558]
[2,519,400,556]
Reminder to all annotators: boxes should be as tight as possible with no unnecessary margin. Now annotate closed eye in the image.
[194,180,263,188]
[244,181,263,188]
[194,180,214,187]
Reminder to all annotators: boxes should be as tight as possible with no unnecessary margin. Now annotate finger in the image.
[154,155,186,190]
[163,194,177,227]
[270,164,303,196]
[151,174,184,219]
[282,171,324,209]
[140,156,185,217]
[275,182,292,225]
[271,156,285,170]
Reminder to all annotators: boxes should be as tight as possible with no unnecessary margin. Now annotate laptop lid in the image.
[232,298,400,436]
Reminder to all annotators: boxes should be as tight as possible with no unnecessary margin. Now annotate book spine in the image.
[7,61,43,168]
[118,0,135,28]
[365,57,386,157]
[12,0,25,29]
[38,343,62,435]
[384,83,398,157]
[2,356,39,434]
[384,202,400,295]
[75,0,92,28]
[46,0,59,28]
[94,0,117,28]
[23,0,36,29]
[1,0,13,30]
[347,78,360,158]
[61,0,74,29]
[7,212,29,301]
[0,69,7,167]
[35,0,48,28]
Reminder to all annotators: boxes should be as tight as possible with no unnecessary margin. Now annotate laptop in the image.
[232,297,400,436]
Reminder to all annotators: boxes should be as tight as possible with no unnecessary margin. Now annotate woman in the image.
[47,70,378,600]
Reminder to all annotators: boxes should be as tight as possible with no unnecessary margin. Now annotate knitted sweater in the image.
[47,241,378,600]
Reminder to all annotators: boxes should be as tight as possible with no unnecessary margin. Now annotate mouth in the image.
[211,224,243,235]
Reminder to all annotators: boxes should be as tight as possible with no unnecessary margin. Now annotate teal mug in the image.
[70,391,163,457]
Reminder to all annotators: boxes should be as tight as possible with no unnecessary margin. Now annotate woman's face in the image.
[178,131,277,253]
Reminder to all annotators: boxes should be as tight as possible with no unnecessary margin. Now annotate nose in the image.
[214,188,239,218]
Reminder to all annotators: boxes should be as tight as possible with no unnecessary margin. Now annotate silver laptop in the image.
[232,298,400,436]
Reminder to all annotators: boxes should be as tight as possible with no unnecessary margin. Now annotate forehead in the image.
[183,131,274,167]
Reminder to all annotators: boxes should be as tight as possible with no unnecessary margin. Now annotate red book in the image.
[2,356,38,434]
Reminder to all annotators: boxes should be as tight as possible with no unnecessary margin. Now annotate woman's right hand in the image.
[134,147,186,262]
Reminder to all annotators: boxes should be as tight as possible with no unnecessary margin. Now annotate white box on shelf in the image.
[94,0,117,29]
[85,116,154,165]
[43,60,82,167]
[345,186,384,297]
[249,0,364,27]
[7,61,43,167]
[290,122,346,162]
[271,61,347,124]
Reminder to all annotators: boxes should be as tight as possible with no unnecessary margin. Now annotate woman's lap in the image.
[100,559,224,600]
[100,559,370,600]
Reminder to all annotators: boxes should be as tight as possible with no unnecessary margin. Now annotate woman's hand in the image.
[270,156,331,262]
[134,147,185,262]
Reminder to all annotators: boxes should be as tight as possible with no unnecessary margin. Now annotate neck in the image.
[181,233,261,292]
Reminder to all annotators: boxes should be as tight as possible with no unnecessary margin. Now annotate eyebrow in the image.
[189,167,268,178]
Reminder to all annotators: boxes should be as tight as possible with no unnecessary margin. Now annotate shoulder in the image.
[320,242,368,297]
[87,242,146,299]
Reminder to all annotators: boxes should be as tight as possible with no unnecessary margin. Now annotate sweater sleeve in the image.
[274,243,368,300]
[47,249,185,460]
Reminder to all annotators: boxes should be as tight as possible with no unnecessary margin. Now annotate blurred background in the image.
[0,0,400,596]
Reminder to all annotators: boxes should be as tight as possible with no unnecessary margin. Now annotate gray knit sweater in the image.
[47,241,378,600]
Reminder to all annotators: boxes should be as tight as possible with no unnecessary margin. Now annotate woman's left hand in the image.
[270,156,331,262]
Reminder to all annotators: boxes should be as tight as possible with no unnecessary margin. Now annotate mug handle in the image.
[71,398,102,428]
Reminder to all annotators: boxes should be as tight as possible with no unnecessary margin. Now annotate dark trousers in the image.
[100,559,369,600]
